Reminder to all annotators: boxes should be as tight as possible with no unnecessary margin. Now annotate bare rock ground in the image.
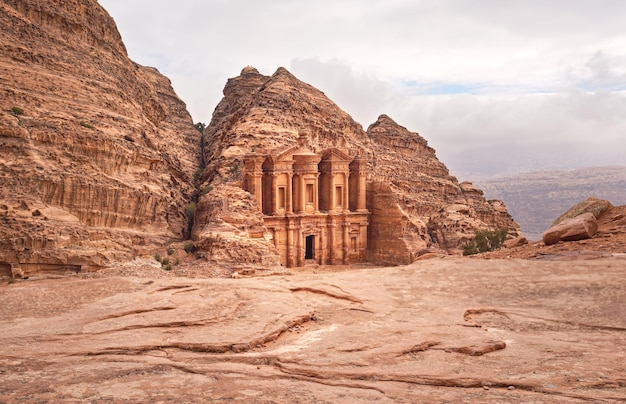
[1,257,625,402]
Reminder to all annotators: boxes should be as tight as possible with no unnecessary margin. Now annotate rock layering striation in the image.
[196,67,520,268]
[0,0,201,273]
[1,0,520,274]
[1,257,625,402]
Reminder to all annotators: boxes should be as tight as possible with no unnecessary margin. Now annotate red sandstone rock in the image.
[197,68,521,267]
[0,0,201,274]
[1,257,624,402]
[504,236,528,248]
[542,212,598,245]
[551,196,613,227]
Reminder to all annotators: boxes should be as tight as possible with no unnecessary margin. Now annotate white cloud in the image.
[98,0,626,178]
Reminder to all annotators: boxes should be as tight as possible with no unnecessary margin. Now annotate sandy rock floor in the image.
[1,256,625,402]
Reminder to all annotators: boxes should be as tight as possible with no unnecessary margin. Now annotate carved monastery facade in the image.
[243,133,369,268]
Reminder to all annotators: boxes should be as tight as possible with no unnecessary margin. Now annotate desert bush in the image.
[161,257,170,266]
[462,228,508,256]
[185,202,196,220]
[194,122,206,133]
[183,241,196,253]
[229,162,240,175]
[11,107,24,116]
[167,247,175,256]
[154,254,162,263]
[163,264,173,271]
[79,121,94,129]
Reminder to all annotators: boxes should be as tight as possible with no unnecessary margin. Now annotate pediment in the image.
[320,148,352,163]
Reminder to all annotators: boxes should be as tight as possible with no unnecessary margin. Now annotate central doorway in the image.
[305,235,315,260]
[0,262,11,277]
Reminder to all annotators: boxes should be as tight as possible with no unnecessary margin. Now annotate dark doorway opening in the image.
[305,235,315,260]
[0,262,11,277]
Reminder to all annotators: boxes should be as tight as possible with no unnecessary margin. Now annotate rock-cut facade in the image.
[243,133,369,268]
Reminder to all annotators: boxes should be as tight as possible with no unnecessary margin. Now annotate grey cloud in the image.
[97,0,626,178]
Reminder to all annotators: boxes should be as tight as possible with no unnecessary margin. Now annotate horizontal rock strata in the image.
[0,0,201,273]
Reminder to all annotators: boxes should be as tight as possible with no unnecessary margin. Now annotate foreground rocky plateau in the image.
[1,255,625,402]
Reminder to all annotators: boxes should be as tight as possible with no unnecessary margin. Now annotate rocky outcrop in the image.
[551,197,613,227]
[192,185,281,269]
[197,67,520,266]
[367,115,520,258]
[540,197,611,246]
[0,0,201,274]
[476,167,626,240]
[542,212,599,245]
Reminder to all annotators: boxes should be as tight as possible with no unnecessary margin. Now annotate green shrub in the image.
[183,241,196,253]
[185,202,197,221]
[229,163,240,175]
[193,169,202,183]
[174,258,180,266]
[161,257,170,266]
[167,247,175,256]
[79,121,94,129]
[194,122,206,133]
[11,107,24,116]
[154,254,162,263]
[164,264,173,271]
[201,186,213,195]
[462,228,508,256]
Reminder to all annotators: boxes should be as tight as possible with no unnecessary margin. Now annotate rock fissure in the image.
[466,308,626,332]
[289,287,363,304]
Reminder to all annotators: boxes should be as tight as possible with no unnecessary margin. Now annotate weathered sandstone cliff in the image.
[196,67,520,267]
[0,0,201,274]
[366,114,519,262]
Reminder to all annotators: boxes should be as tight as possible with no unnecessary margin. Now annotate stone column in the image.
[329,172,336,211]
[328,216,337,265]
[343,173,349,212]
[270,174,277,214]
[253,173,263,209]
[296,224,303,267]
[342,219,349,264]
[357,173,367,211]
[350,157,368,212]
[286,218,293,267]
[314,173,320,212]
[243,155,264,210]
[299,174,306,214]
[286,173,293,213]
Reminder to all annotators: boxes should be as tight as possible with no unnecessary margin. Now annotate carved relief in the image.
[243,132,369,268]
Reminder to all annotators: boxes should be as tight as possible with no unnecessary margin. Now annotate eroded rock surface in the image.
[196,68,521,267]
[0,0,201,272]
[543,212,598,246]
[481,204,626,260]
[1,258,624,402]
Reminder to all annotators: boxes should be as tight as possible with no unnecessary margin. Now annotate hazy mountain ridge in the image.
[475,166,626,239]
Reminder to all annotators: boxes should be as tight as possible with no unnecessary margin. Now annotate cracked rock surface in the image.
[1,257,625,402]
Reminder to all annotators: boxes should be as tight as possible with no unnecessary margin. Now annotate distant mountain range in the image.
[474,166,626,240]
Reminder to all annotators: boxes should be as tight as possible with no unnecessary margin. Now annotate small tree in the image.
[194,122,206,133]
[462,228,508,256]
[183,241,197,253]
[185,202,197,222]
[11,107,24,116]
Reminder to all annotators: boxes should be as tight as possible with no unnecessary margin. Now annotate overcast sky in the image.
[99,0,626,179]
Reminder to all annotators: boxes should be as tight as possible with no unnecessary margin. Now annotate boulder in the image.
[504,236,528,249]
[551,197,613,227]
[542,213,598,245]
